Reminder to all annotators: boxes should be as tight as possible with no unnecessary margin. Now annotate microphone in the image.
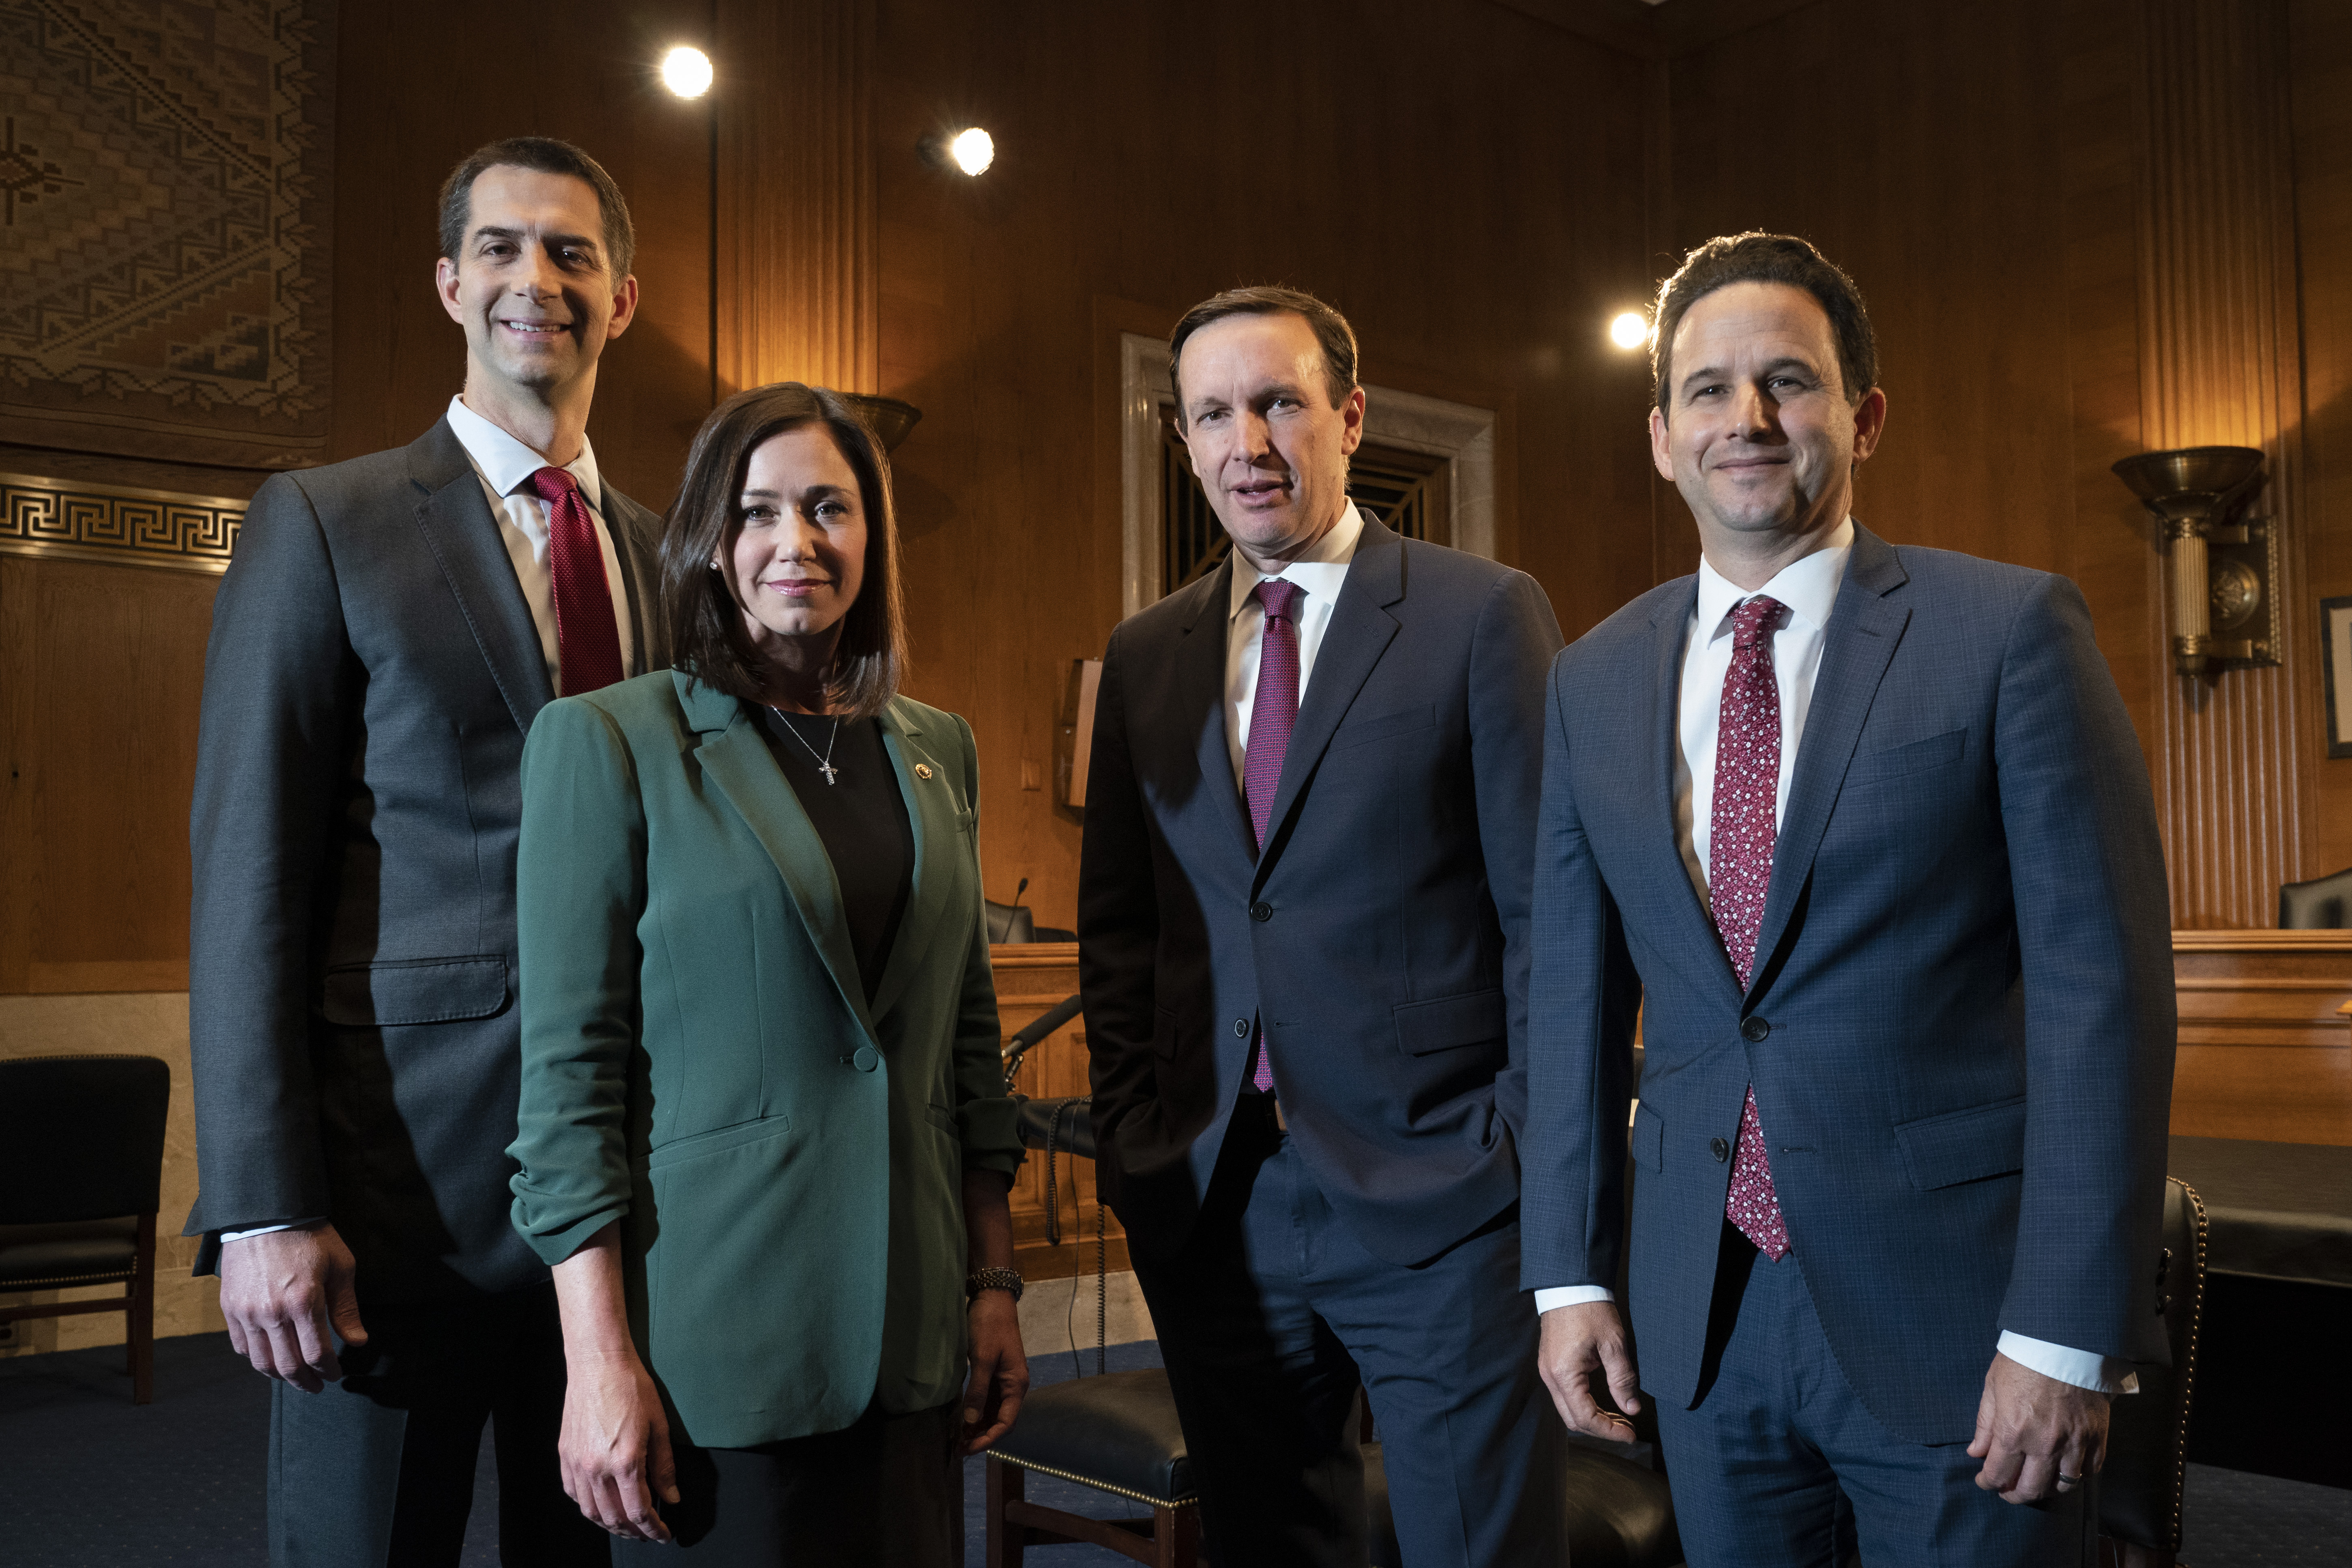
[1013,876,1029,911]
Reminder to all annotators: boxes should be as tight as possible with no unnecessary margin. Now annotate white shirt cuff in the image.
[218,1219,324,1244]
[1997,1331,2139,1395]
[1534,1285,1616,1314]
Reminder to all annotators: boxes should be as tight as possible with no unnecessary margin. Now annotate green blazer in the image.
[508,670,1023,1449]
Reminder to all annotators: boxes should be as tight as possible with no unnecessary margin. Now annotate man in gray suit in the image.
[185,137,665,1564]
[1524,233,2174,1565]
[1079,286,1565,1565]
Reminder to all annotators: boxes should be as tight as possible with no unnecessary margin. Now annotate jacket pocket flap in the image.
[1849,727,1966,785]
[1894,1096,2027,1189]
[321,956,508,1027]
[1331,703,1437,752]
[1393,989,1506,1056]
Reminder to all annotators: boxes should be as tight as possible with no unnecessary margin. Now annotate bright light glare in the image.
[1608,311,1649,351]
[949,127,995,176]
[661,46,713,98]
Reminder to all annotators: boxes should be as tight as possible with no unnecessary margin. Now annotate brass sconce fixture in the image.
[2111,445,2279,676]
[843,394,922,453]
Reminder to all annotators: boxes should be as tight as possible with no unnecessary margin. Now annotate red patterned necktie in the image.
[1243,579,1303,1093]
[1711,594,1791,1260]
[530,466,625,696]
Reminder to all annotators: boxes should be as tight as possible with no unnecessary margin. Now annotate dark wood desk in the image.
[2169,930,2352,1146]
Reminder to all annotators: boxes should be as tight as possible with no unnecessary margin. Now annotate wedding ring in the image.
[2055,1474,2081,1492]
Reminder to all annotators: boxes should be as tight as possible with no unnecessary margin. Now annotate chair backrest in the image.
[2279,865,2352,928]
[0,1054,172,1224]
[985,900,1036,944]
[2098,1177,2206,1553]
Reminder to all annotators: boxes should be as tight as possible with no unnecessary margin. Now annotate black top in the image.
[751,708,915,1003]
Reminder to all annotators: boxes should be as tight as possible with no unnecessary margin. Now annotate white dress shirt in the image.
[1223,503,1368,785]
[445,394,638,692]
[217,401,640,1248]
[1534,521,2135,1396]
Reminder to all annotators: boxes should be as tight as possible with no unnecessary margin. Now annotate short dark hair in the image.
[1168,285,1359,422]
[436,137,636,282]
[1651,233,1877,416]
[661,384,907,721]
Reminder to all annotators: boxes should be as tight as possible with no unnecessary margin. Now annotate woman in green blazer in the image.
[508,384,1027,1562]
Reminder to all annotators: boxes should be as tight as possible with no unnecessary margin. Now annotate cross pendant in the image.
[819,762,839,785]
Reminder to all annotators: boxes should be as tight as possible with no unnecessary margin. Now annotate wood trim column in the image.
[2135,0,2316,926]
[713,0,879,396]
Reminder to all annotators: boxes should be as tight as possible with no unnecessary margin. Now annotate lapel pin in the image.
[914,763,934,779]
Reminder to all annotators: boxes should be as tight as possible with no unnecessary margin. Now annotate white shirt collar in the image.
[1227,502,1369,622]
[446,394,602,510]
[1693,516,1856,641]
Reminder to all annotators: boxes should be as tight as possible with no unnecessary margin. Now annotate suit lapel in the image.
[1178,558,1259,862]
[600,484,662,675]
[1253,519,1402,881]
[684,678,878,1047]
[865,700,960,1026]
[405,419,555,734]
[1643,581,1745,1001]
[1750,526,1912,989]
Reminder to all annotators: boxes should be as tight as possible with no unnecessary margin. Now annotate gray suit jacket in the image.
[184,415,667,1301]
[1079,518,1563,1267]
[1522,525,2176,1444]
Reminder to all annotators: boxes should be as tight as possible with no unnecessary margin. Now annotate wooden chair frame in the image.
[0,1211,157,1404]
[984,1452,1201,1568]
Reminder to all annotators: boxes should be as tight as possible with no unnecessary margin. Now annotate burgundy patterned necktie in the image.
[1243,579,1303,1093]
[1711,594,1791,1260]
[530,466,624,696]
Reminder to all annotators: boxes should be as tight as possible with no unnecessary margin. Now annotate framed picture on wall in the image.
[2326,596,2352,758]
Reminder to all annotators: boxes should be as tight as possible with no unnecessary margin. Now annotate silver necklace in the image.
[768,706,841,785]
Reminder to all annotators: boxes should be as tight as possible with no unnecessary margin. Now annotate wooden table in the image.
[2169,929,2352,1145]
[989,944,1125,1282]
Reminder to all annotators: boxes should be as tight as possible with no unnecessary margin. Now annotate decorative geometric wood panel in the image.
[0,472,240,576]
[0,0,337,467]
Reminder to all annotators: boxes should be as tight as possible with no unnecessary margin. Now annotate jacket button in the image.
[1740,1016,1771,1042]
[852,1046,880,1072]
[1233,1019,1250,1037]
[1249,901,1273,923]
[1710,1137,1730,1162]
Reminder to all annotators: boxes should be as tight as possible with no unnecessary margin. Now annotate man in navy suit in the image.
[1523,234,2176,1565]
[1080,286,1565,1566]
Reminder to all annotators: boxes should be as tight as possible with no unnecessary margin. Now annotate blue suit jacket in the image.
[1079,517,1564,1266]
[1521,525,2176,1444]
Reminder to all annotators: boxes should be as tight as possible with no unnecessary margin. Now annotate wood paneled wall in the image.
[9,0,2352,987]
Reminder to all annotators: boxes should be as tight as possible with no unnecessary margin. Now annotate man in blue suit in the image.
[1081,287,1565,1565]
[1523,233,2176,1565]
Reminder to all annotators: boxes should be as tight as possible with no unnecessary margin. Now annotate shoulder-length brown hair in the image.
[661,383,907,719]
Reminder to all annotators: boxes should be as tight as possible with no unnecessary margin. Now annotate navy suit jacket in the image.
[1079,517,1563,1267]
[1521,524,2176,1445]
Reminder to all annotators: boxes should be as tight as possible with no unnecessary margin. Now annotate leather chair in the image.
[2096,1177,2208,1568]
[2279,865,2352,927]
[984,1368,1201,1567]
[0,1054,172,1403]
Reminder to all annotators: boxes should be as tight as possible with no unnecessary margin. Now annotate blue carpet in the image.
[2,1332,2344,1565]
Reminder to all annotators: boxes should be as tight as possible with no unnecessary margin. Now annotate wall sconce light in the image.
[1607,311,1649,351]
[920,127,995,177]
[2111,445,2279,676]
[842,394,922,453]
[659,46,713,98]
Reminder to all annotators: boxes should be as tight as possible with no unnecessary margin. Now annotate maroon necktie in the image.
[1243,580,1302,1093]
[1711,594,1791,1260]
[530,466,624,696]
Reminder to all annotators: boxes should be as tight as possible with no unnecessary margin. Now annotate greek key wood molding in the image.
[0,473,241,576]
